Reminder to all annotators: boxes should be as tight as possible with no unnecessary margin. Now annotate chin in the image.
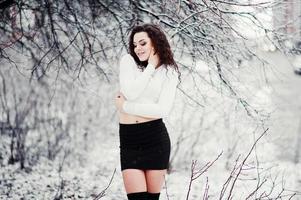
[138,56,148,62]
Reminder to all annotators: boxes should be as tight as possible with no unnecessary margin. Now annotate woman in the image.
[115,23,180,200]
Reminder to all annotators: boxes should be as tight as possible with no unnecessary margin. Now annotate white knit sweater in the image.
[119,53,179,118]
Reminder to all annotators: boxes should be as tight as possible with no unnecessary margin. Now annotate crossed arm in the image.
[119,54,178,118]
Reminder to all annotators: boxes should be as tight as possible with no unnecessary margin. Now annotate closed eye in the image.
[133,42,147,48]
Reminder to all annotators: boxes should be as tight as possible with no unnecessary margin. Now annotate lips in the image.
[137,52,145,57]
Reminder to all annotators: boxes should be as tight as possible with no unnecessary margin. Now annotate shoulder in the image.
[164,65,178,77]
[163,65,179,83]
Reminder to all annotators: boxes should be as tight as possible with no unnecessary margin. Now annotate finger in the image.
[151,48,154,55]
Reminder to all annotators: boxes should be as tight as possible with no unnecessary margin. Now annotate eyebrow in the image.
[133,39,146,44]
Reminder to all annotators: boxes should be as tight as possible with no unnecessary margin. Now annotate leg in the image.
[145,169,167,199]
[122,169,147,194]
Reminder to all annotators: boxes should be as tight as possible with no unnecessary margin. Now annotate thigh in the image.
[145,169,167,193]
[122,169,147,194]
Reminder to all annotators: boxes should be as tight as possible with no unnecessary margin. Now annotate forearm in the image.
[119,54,156,100]
[120,63,156,100]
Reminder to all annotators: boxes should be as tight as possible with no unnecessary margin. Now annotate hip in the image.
[119,118,170,149]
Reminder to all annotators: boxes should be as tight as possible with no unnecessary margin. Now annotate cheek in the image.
[134,48,140,55]
[144,45,152,54]
[147,43,152,51]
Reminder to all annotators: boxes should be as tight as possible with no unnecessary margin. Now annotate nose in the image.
[136,45,142,51]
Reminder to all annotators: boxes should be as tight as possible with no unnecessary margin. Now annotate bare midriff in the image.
[119,112,160,124]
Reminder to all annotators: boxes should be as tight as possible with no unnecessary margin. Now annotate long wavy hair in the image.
[128,23,181,82]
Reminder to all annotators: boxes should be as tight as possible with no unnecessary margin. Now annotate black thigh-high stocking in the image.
[147,192,160,200]
[127,192,148,200]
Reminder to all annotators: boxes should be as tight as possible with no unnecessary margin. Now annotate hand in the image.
[115,91,126,112]
[148,48,160,68]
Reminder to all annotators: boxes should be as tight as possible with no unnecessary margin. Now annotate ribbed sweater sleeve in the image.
[122,70,178,118]
[119,54,156,100]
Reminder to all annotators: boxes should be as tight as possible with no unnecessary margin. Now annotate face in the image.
[133,32,153,61]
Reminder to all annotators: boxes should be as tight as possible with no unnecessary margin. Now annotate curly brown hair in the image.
[128,23,181,82]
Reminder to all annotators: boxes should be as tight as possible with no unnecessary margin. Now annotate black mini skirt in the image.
[119,118,171,171]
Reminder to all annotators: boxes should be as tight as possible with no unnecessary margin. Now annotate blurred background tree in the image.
[1,0,300,199]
